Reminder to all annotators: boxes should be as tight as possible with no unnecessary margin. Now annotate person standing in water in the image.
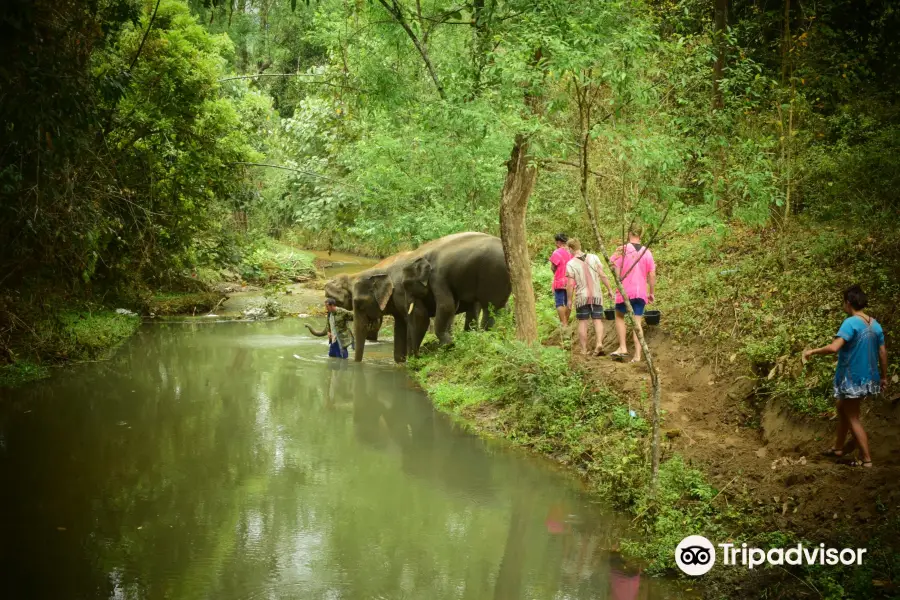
[565,238,615,356]
[324,297,354,359]
[610,227,656,362]
[803,285,888,468]
[550,233,574,327]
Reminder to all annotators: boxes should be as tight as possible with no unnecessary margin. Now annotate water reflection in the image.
[0,320,683,600]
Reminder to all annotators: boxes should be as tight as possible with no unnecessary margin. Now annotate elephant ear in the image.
[357,272,394,312]
[408,256,433,288]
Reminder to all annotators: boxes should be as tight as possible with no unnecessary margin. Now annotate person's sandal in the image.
[819,448,844,458]
[593,348,606,357]
[845,460,873,468]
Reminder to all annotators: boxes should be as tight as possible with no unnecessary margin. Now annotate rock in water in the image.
[242,307,267,320]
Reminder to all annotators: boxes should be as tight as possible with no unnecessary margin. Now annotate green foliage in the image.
[55,310,142,359]
[408,263,737,574]
[234,240,316,284]
[0,362,51,389]
[660,220,900,416]
[148,292,222,315]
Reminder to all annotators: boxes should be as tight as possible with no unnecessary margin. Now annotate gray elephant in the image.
[400,232,510,356]
[351,263,483,363]
[323,251,412,341]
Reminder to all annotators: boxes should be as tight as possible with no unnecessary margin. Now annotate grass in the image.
[658,217,900,418]
[407,268,739,576]
[148,291,223,315]
[1,307,141,388]
[55,309,142,359]
[237,239,316,284]
[0,361,50,387]
[407,263,898,597]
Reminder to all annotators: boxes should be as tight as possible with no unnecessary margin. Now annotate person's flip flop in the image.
[820,448,844,458]
[843,460,873,468]
[593,348,606,357]
[610,352,628,361]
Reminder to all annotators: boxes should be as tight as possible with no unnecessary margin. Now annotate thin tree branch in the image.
[128,0,163,74]
[376,0,447,99]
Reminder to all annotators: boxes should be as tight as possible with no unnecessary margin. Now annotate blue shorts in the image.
[615,299,646,316]
[328,341,349,359]
[576,303,604,320]
[554,289,568,308]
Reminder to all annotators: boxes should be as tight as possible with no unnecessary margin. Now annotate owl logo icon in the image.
[675,535,716,576]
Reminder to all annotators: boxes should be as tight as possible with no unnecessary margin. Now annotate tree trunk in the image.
[499,134,539,346]
[712,0,728,110]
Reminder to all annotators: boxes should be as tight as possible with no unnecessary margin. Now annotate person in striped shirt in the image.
[565,238,615,356]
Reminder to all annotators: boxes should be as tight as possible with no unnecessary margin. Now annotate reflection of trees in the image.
[0,320,661,600]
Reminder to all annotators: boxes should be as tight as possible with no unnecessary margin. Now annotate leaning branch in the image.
[376,0,447,99]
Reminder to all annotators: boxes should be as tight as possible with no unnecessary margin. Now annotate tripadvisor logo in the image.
[675,536,867,576]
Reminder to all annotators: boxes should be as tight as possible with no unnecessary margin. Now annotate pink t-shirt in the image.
[612,243,655,304]
[550,247,573,290]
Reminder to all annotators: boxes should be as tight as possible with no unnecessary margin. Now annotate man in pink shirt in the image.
[549,233,573,326]
[610,228,656,362]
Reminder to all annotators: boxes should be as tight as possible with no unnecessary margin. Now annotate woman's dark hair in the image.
[554,233,568,243]
[843,285,868,310]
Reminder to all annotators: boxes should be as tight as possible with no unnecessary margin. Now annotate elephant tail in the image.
[305,323,328,337]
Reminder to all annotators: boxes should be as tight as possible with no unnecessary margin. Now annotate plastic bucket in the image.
[644,310,661,326]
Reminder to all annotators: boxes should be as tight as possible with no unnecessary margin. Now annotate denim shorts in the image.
[575,303,604,320]
[615,298,646,316]
[554,289,568,308]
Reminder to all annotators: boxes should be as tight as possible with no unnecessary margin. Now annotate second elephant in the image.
[400,232,511,356]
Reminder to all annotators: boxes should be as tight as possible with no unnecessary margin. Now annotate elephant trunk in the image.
[353,318,368,362]
[305,324,328,337]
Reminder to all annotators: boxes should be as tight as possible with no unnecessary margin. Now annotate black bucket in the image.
[644,310,661,326]
[604,308,616,321]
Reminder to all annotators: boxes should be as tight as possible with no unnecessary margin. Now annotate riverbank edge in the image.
[405,322,886,599]
[0,243,323,390]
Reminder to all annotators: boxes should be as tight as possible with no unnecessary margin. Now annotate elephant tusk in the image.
[408,302,414,315]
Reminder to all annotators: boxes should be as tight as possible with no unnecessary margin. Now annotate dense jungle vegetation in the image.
[2,0,899,593]
[3,0,898,389]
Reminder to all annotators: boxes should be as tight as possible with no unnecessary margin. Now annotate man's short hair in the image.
[554,233,568,243]
[843,285,868,310]
[325,297,337,306]
[566,238,581,252]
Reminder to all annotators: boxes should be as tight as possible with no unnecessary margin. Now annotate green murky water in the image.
[0,320,685,599]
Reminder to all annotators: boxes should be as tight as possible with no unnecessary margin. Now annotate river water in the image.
[0,318,686,600]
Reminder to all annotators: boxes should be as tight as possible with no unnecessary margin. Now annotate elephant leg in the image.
[481,305,496,330]
[366,315,382,342]
[464,303,480,332]
[432,284,456,346]
[393,315,408,363]
[408,303,430,356]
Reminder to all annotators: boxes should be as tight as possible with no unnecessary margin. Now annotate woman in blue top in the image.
[803,285,888,468]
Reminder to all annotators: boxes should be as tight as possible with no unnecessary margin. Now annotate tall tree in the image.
[499,47,543,345]
[712,0,727,110]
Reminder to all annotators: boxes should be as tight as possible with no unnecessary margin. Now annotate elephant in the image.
[323,251,412,341]
[400,232,510,356]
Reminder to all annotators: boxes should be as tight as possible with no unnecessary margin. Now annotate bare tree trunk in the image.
[712,0,728,110]
[500,134,539,345]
